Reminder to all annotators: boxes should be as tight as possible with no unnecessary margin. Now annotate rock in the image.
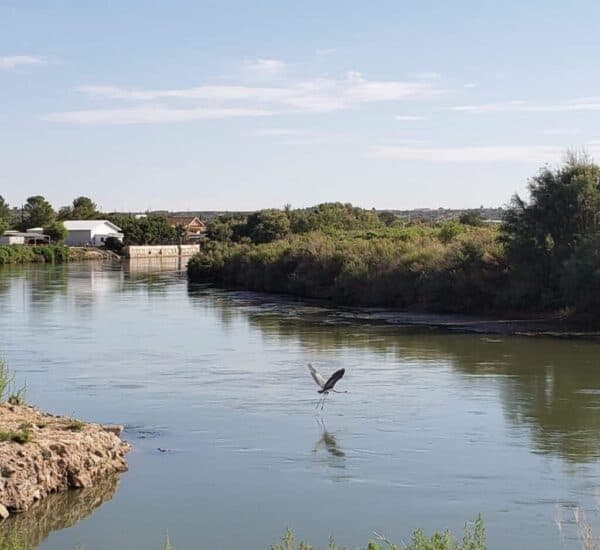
[102,424,124,437]
[0,403,131,517]
[0,503,9,519]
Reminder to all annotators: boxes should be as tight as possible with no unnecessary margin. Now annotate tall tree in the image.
[22,195,55,229]
[501,152,600,308]
[71,196,99,219]
[58,196,99,220]
[0,196,10,223]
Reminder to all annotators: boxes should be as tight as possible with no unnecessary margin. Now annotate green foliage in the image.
[57,196,100,220]
[501,152,600,311]
[189,226,504,313]
[44,221,68,243]
[0,218,7,236]
[0,428,32,444]
[21,195,55,230]
[63,419,86,431]
[289,202,383,233]
[404,516,485,550]
[0,245,69,265]
[104,236,123,252]
[378,210,399,227]
[459,211,484,227]
[0,196,10,223]
[270,518,484,550]
[106,214,177,245]
[247,209,291,243]
[0,359,27,405]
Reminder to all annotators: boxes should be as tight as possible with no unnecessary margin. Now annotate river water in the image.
[1,261,600,549]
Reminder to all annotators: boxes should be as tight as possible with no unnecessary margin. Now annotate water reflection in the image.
[194,289,600,464]
[313,418,346,460]
[0,475,119,548]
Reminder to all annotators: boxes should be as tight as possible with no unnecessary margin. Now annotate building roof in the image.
[166,216,205,228]
[62,220,122,232]
[2,231,49,238]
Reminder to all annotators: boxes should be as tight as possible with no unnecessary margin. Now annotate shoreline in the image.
[0,403,130,519]
[194,286,600,341]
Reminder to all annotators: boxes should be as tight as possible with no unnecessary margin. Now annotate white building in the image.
[0,231,50,245]
[63,220,124,247]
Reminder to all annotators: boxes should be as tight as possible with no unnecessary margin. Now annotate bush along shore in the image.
[0,245,117,265]
[188,154,600,323]
[0,361,130,520]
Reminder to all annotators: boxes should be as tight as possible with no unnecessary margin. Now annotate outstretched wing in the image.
[307,364,326,389]
[323,368,345,392]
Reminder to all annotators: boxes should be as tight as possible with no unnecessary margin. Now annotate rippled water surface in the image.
[1,261,600,549]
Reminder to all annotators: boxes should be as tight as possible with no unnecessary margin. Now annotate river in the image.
[1,260,600,549]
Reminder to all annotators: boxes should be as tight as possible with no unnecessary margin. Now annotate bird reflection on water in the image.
[313,418,346,462]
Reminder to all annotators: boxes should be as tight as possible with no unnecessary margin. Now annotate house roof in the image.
[63,220,123,232]
[166,216,205,228]
[2,231,49,238]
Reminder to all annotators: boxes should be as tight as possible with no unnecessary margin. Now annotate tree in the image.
[459,211,484,227]
[22,195,55,229]
[58,196,99,220]
[0,196,10,224]
[44,221,67,243]
[106,214,177,245]
[72,196,99,219]
[0,218,7,236]
[378,211,398,227]
[501,152,600,308]
[246,209,291,243]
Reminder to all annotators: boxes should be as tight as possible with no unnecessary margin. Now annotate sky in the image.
[2,1,600,212]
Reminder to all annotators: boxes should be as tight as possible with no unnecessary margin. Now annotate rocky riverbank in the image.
[0,403,130,519]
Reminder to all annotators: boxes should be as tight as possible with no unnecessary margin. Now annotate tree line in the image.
[0,195,180,246]
[189,153,600,320]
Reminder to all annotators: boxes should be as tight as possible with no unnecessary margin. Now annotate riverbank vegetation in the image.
[188,154,600,321]
[0,245,70,265]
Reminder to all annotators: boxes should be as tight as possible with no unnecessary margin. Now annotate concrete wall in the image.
[123,244,200,258]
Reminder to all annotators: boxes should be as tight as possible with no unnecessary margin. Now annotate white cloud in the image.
[244,58,286,75]
[543,128,581,136]
[368,144,600,163]
[315,48,336,56]
[46,72,444,124]
[395,115,429,121]
[448,98,600,113]
[0,55,43,69]
[252,128,303,137]
[411,72,441,80]
[41,106,273,125]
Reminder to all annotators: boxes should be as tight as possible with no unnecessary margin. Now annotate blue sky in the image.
[2,1,600,212]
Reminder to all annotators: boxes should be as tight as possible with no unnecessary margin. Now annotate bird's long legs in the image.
[320,392,328,410]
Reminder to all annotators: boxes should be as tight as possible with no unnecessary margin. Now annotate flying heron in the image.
[307,364,347,410]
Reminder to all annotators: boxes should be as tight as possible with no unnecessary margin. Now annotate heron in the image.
[307,364,347,410]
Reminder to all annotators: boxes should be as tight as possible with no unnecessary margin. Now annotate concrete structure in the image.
[63,220,123,247]
[123,244,200,258]
[166,216,206,242]
[0,231,50,245]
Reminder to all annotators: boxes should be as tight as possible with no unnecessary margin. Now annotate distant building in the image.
[63,220,124,247]
[0,230,50,245]
[166,216,206,242]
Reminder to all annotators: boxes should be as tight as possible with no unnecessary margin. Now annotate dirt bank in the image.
[0,403,130,518]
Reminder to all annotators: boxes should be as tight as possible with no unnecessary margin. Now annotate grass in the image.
[63,419,86,431]
[0,428,32,445]
[0,360,26,406]
[269,518,486,550]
